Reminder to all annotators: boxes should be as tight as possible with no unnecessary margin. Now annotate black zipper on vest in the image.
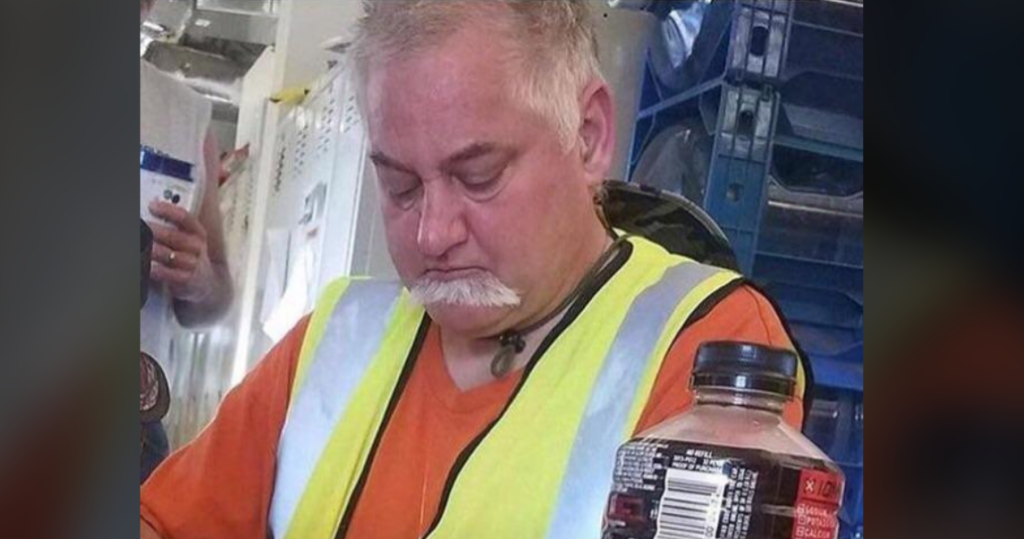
[421,242,633,537]
[333,316,431,539]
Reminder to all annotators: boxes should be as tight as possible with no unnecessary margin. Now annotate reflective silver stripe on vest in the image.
[545,262,725,539]
[269,281,404,538]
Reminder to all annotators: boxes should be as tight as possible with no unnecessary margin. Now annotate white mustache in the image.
[409,272,521,308]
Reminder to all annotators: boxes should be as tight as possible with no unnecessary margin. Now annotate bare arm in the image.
[160,131,233,327]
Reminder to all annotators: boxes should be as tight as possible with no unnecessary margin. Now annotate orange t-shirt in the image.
[141,285,803,538]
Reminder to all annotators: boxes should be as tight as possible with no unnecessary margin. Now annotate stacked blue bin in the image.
[625,1,863,535]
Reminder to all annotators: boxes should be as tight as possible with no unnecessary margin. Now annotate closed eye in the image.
[387,182,422,209]
[458,169,505,196]
[450,155,515,200]
[376,168,422,209]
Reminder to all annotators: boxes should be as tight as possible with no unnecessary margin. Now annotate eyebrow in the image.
[370,142,507,176]
[369,151,416,175]
[442,142,502,169]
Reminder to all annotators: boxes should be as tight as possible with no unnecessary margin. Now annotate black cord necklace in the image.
[489,235,627,378]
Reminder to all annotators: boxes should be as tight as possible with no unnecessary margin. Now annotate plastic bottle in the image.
[603,342,845,539]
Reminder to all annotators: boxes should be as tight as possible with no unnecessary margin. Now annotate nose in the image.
[416,181,468,258]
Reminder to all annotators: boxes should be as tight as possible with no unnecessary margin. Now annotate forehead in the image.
[363,25,535,156]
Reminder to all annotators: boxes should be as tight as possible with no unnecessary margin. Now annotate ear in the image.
[577,80,616,187]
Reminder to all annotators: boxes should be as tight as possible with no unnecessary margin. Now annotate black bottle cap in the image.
[691,341,798,397]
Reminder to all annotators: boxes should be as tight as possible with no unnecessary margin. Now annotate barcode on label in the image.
[655,468,728,539]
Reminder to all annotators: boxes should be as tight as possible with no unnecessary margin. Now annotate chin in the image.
[423,303,512,337]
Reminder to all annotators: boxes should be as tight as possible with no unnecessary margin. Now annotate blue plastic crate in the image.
[631,0,864,171]
[625,1,864,533]
[627,0,864,354]
[643,0,864,92]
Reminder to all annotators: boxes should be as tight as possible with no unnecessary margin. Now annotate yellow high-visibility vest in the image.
[268,236,802,539]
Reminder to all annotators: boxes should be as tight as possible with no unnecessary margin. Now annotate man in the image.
[141,2,805,537]
[140,0,233,481]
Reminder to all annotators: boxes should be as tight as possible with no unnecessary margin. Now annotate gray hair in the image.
[350,0,605,150]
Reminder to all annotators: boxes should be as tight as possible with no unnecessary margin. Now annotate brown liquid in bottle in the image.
[603,342,845,539]
[604,439,843,539]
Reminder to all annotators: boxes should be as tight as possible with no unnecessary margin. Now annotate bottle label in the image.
[792,469,843,539]
[604,439,844,539]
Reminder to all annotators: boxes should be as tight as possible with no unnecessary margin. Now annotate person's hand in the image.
[148,201,217,303]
